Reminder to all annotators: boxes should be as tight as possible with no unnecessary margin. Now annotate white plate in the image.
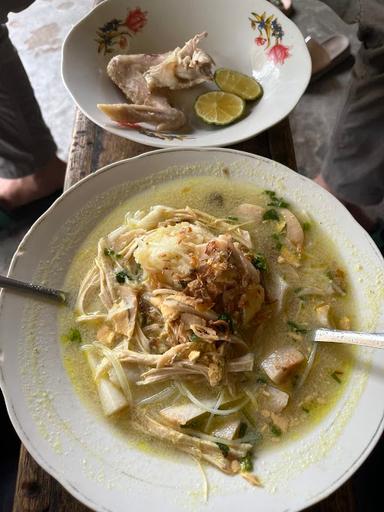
[62,0,311,148]
[1,148,384,512]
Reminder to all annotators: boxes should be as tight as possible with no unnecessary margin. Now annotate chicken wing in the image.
[97,33,214,132]
[143,32,214,90]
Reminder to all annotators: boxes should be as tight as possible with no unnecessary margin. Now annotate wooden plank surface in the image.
[12,111,355,512]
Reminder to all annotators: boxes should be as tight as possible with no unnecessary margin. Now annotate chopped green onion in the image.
[189,332,200,342]
[271,233,283,250]
[238,422,248,438]
[256,377,267,384]
[269,198,289,208]
[287,320,308,333]
[264,190,289,208]
[115,270,130,283]
[302,222,311,231]
[66,328,82,343]
[218,313,234,333]
[270,424,282,437]
[263,209,280,221]
[331,370,343,384]
[104,248,122,259]
[216,442,230,457]
[226,216,239,222]
[251,254,267,271]
[240,453,253,472]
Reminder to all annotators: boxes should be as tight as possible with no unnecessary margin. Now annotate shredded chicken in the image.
[72,196,351,489]
[131,410,251,474]
[74,205,272,478]
[144,32,214,90]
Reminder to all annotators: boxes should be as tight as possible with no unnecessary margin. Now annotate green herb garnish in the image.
[302,221,311,231]
[104,248,115,257]
[66,328,82,343]
[189,332,200,342]
[331,370,343,384]
[240,453,253,472]
[104,248,122,259]
[115,270,130,283]
[264,190,289,208]
[251,253,267,271]
[218,313,234,333]
[287,320,308,333]
[271,233,283,250]
[301,406,310,413]
[270,424,282,437]
[263,209,280,221]
[238,422,248,438]
[256,376,267,384]
[216,442,229,457]
[270,199,289,208]
[226,216,239,222]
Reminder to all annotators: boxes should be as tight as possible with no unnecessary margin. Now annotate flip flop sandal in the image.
[268,0,294,17]
[305,34,351,82]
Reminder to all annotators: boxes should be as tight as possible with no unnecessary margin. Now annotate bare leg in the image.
[0,156,66,210]
[0,25,65,212]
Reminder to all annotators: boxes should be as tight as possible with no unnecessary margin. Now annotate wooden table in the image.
[10,110,364,511]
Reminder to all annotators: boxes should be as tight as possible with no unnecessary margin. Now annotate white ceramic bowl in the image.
[62,0,311,148]
[1,149,384,512]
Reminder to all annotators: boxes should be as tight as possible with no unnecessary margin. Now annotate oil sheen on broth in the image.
[60,176,355,454]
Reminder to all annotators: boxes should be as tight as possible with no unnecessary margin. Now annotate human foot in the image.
[0,156,66,210]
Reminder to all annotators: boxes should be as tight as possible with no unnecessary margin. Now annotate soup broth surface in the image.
[60,175,355,450]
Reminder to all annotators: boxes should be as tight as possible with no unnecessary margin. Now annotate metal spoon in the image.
[0,275,67,304]
[312,328,384,349]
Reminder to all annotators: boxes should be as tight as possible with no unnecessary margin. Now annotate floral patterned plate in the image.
[62,0,311,147]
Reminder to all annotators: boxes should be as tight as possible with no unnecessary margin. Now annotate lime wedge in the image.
[194,91,245,126]
[214,68,263,101]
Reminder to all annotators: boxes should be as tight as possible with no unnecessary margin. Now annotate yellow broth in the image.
[60,176,355,449]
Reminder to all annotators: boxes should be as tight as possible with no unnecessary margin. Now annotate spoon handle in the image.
[313,328,384,349]
[0,275,67,304]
